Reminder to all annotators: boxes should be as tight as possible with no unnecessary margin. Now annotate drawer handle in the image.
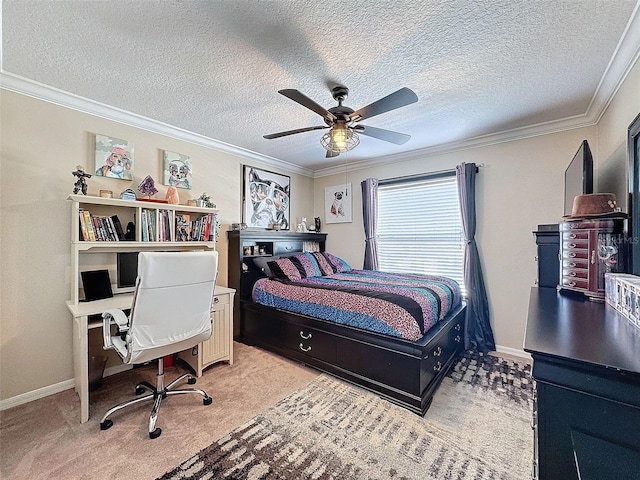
[568,243,577,248]
[433,346,442,357]
[568,272,576,277]
[299,331,312,340]
[568,252,576,258]
[299,343,311,352]
[213,297,220,304]
[591,250,596,264]
[568,233,577,239]
[455,323,461,331]
[454,335,461,343]
[568,281,576,287]
[284,246,293,251]
[569,262,576,268]
[433,361,442,372]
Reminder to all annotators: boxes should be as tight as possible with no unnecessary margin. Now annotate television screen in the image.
[564,140,593,216]
[116,252,139,289]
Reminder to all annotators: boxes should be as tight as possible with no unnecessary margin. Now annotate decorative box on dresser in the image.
[524,287,640,480]
[559,217,626,300]
[227,230,327,340]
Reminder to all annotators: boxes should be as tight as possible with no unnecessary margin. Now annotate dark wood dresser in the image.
[524,287,640,480]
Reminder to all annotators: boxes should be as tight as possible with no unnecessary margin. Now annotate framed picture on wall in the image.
[325,183,352,223]
[243,165,290,230]
[94,134,134,180]
[163,150,192,189]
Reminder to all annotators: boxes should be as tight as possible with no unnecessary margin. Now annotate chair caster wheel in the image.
[187,377,196,385]
[149,428,162,439]
[100,420,113,430]
[203,396,212,406]
[135,386,146,395]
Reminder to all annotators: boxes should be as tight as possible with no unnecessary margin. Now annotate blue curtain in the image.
[361,178,379,270]
[456,163,495,352]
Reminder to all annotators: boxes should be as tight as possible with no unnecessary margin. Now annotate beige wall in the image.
[0,91,313,401]
[313,57,638,354]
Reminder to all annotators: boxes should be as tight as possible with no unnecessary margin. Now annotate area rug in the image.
[157,351,533,480]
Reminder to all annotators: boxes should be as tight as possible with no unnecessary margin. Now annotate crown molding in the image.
[313,113,595,177]
[0,71,314,178]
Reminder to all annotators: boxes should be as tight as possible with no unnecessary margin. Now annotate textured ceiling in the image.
[2,1,639,173]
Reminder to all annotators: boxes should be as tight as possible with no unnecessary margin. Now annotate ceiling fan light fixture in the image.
[320,125,359,153]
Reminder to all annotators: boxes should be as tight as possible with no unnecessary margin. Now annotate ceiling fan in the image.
[263,86,418,158]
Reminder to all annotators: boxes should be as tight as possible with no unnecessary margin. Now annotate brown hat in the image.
[564,193,625,219]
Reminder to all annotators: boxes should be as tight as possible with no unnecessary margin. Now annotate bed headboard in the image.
[227,230,327,339]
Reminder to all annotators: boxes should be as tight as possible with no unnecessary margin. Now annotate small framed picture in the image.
[94,134,134,180]
[325,183,352,224]
[163,151,192,189]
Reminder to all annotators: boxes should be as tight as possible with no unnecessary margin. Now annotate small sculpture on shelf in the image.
[314,216,321,233]
[72,165,91,195]
[138,175,158,198]
[165,186,180,204]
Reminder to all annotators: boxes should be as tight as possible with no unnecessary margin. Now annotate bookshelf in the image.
[68,194,218,304]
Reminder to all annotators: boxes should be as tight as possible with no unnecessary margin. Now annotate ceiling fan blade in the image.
[279,89,337,122]
[325,149,340,158]
[263,125,328,139]
[354,125,411,145]
[350,87,418,122]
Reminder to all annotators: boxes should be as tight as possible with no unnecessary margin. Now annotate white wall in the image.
[0,91,313,401]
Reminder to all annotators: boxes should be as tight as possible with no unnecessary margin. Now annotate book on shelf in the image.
[110,215,126,241]
[175,214,191,241]
[79,209,90,241]
[82,210,96,241]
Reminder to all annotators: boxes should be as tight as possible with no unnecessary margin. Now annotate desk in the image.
[66,286,234,424]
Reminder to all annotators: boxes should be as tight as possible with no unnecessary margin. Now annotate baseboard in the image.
[0,364,132,412]
[493,344,532,361]
[0,379,75,412]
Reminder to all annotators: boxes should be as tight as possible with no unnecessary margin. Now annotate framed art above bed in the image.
[243,165,290,230]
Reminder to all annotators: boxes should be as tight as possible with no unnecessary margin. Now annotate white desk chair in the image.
[99,251,218,439]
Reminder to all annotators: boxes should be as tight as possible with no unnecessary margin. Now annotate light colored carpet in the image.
[0,342,319,480]
[158,351,533,480]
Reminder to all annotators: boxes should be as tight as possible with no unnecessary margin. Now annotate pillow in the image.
[311,252,352,274]
[267,252,323,280]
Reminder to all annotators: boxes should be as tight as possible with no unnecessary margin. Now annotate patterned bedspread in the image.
[252,270,461,341]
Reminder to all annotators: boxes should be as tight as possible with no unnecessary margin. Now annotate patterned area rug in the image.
[157,351,533,480]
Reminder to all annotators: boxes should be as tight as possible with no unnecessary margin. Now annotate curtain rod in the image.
[380,163,483,185]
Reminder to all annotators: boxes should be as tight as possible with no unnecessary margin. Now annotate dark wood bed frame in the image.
[228,230,466,415]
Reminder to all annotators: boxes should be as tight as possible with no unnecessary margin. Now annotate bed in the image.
[239,249,466,416]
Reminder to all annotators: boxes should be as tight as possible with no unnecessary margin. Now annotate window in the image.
[377,173,465,292]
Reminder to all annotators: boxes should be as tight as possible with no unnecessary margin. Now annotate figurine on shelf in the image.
[165,186,180,204]
[138,175,158,198]
[314,216,321,233]
[72,165,91,195]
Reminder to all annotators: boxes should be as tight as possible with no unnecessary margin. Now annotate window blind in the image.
[377,174,465,292]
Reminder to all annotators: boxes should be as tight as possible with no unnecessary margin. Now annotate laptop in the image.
[81,269,114,302]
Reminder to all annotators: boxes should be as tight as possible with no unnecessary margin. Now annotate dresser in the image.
[559,217,625,300]
[524,287,640,480]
